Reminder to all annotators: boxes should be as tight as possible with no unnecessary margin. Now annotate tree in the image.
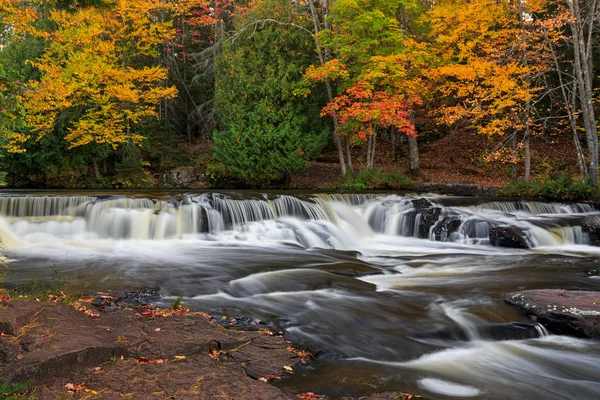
[213,0,328,184]
[302,0,428,173]
[3,0,177,153]
[425,0,543,181]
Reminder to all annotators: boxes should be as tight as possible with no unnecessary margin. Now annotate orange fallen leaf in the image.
[135,358,166,364]
[65,383,82,393]
[296,393,323,399]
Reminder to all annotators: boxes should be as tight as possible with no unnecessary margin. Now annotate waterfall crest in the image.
[0,193,597,249]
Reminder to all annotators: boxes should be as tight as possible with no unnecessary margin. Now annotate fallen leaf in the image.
[136,358,166,364]
[65,383,82,393]
[296,393,322,399]
[284,365,294,373]
[174,355,186,360]
[154,328,161,332]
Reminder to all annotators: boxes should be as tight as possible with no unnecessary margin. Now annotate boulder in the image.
[582,215,600,246]
[505,289,600,338]
[489,227,529,249]
[160,167,204,188]
[410,198,442,239]
[418,207,443,239]
[433,215,462,241]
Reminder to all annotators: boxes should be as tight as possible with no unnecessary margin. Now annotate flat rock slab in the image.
[0,300,305,399]
[505,289,600,338]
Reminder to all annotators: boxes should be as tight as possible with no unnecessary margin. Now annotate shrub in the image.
[340,168,414,190]
[498,175,598,201]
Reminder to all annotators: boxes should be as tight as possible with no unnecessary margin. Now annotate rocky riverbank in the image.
[0,293,418,400]
[505,289,600,338]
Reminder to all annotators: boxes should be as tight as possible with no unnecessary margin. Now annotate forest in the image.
[0,0,599,192]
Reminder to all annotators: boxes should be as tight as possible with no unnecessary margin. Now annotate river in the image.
[1,191,599,399]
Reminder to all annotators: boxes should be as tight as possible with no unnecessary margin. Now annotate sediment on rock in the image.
[505,289,600,338]
[0,299,306,399]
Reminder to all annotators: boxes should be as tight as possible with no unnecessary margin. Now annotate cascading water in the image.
[0,193,597,248]
[2,192,600,400]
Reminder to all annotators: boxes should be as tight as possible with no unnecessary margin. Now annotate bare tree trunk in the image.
[345,135,353,173]
[569,0,599,185]
[391,129,397,162]
[92,160,101,178]
[524,134,530,181]
[308,0,346,177]
[407,134,419,175]
[543,25,588,180]
[366,135,373,170]
[511,134,517,181]
[518,0,531,182]
[370,135,377,169]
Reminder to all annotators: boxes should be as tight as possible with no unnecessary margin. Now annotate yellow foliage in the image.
[5,0,177,152]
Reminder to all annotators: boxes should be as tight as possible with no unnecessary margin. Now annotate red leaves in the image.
[69,298,100,318]
[0,294,12,302]
[296,393,324,399]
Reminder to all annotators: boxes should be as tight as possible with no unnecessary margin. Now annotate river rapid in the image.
[1,191,599,399]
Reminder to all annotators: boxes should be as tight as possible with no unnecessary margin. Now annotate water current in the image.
[1,191,599,399]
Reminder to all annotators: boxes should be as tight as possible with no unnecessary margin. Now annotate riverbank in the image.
[0,293,418,400]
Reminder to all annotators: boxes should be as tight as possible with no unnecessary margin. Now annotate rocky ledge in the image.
[0,293,418,400]
[505,289,600,338]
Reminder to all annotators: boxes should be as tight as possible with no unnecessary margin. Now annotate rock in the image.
[410,198,443,239]
[0,338,20,363]
[412,322,541,342]
[505,289,600,338]
[489,227,529,249]
[160,167,204,188]
[411,197,434,210]
[582,215,600,246]
[0,300,304,399]
[0,301,55,336]
[433,215,462,241]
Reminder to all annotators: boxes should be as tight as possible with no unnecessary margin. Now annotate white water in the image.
[0,193,597,250]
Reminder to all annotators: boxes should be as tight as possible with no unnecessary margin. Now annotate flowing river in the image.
[1,191,599,399]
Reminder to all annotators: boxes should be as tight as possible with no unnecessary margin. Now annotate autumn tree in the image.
[424,0,552,181]
[3,0,177,155]
[301,0,428,174]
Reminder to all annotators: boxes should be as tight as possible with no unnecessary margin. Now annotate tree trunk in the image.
[524,135,530,182]
[511,134,517,181]
[345,135,353,173]
[407,134,419,175]
[308,0,346,177]
[569,0,599,185]
[366,135,373,170]
[391,129,397,162]
[370,135,377,169]
[92,160,101,178]
[543,24,588,180]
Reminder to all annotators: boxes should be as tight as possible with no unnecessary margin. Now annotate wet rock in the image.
[412,197,434,210]
[411,198,443,239]
[433,215,462,241]
[489,227,529,249]
[89,289,161,311]
[505,289,600,338]
[582,215,600,246]
[413,322,540,342]
[418,207,443,239]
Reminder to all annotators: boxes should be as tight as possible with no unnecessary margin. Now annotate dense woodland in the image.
[0,0,599,191]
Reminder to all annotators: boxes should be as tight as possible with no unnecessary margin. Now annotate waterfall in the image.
[0,193,597,249]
